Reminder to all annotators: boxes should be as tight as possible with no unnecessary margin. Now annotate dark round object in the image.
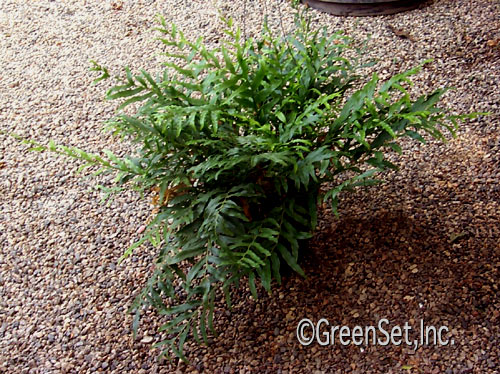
[303,0,426,16]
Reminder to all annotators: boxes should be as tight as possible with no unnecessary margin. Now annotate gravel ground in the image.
[0,0,499,373]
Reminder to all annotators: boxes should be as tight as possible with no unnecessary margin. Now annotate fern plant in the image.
[15,11,474,361]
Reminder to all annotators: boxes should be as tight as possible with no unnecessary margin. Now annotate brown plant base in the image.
[303,0,425,16]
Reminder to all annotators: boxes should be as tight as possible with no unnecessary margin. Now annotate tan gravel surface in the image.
[0,0,499,373]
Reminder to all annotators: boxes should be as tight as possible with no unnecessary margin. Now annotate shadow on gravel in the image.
[199,207,498,373]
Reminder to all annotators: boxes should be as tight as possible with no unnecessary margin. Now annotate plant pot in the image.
[303,0,425,16]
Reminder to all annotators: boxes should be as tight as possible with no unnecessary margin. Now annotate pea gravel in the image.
[0,0,499,373]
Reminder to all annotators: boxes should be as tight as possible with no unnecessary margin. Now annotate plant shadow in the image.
[195,205,497,372]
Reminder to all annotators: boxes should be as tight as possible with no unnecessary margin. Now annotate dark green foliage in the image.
[15,11,476,361]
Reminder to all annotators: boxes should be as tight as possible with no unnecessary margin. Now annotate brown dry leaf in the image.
[487,39,499,48]
[387,25,415,42]
[239,197,252,222]
[449,231,467,243]
[151,194,159,206]
[151,183,188,207]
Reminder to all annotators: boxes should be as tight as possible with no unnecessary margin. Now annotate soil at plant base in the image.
[0,0,498,373]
